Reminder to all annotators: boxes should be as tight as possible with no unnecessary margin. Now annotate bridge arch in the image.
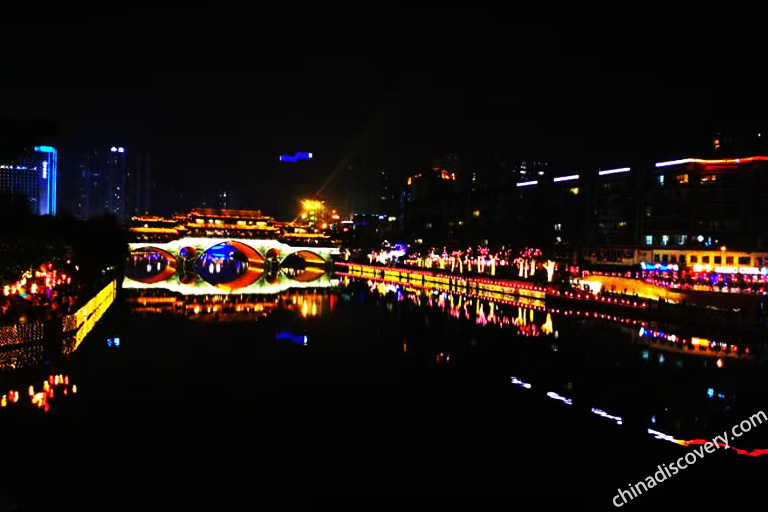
[195,240,265,291]
[125,247,179,284]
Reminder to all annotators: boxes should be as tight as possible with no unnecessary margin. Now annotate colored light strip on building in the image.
[598,167,630,176]
[553,174,579,182]
[516,180,538,187]
[641,262,678,272]
[714,266,768,275]
[655,156,768,167]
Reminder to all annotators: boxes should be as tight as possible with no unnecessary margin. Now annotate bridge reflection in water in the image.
[124,237,339,294]
[126,286,337,322]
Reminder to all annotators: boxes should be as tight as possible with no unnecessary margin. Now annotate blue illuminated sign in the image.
[276,332,307,345]
[279,152,313,162]
[34,146,56,153]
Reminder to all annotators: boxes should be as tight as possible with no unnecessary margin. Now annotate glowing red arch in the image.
[127,247,178,284]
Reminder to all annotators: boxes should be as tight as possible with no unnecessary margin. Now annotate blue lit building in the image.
[0,145,58,215]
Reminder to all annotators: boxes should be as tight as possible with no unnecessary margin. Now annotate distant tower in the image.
[77,146,150,222]
[77,146,126,220]
[377,169,397,215]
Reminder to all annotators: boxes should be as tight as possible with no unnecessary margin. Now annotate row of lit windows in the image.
[645,235,687,246]
[653,253,762,266]
[657,173,719,185]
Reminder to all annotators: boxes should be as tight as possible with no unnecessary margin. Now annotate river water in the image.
[1,272,766,507]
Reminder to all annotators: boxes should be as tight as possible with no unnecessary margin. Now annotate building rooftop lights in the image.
[655,156,768,167]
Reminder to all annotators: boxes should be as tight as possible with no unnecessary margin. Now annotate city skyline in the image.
[3,16,768,506]
[3,21,767,220]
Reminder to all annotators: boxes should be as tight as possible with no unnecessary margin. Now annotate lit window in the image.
[701,174,717,184]
[617,221,627,228]
[569,187,579,195]
[646,206,653,217]
[645,235,653,245]
[657,175,665,185]
[554,223,562,231]
[676,174,689,184]
[661,235,669,246]
[472,210,480,218]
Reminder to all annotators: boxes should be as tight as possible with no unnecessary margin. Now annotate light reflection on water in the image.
[355,274,768,453]
[1,373,77,414]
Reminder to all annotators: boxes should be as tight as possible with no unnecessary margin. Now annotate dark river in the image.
[1,272,766,508]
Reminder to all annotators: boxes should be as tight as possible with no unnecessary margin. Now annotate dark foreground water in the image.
[1,277,767,509]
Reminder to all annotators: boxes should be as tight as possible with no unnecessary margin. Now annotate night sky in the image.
[2,17,766,219]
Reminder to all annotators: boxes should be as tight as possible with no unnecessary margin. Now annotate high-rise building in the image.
[0,145,57,215]
[77,146,152,222]
[377,169,398,215]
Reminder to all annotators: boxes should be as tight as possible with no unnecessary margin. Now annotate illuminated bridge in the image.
[124,237,340,294]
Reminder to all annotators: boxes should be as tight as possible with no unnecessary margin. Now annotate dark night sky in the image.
[2,16,766,219]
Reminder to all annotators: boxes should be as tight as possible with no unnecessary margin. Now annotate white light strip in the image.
[510,376,532,389]
[655,159,693,167]
[546,391,573,405]
[553,174,579,182]
[598,167,630,176]
[516,180,538,187]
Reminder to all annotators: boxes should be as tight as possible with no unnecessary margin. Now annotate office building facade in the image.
[0,145,57,216]
[77,146,151,223]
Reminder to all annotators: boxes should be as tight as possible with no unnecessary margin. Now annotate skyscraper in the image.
[77,146,152,222]
[377,169,398,215]
[0,145,57,215]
